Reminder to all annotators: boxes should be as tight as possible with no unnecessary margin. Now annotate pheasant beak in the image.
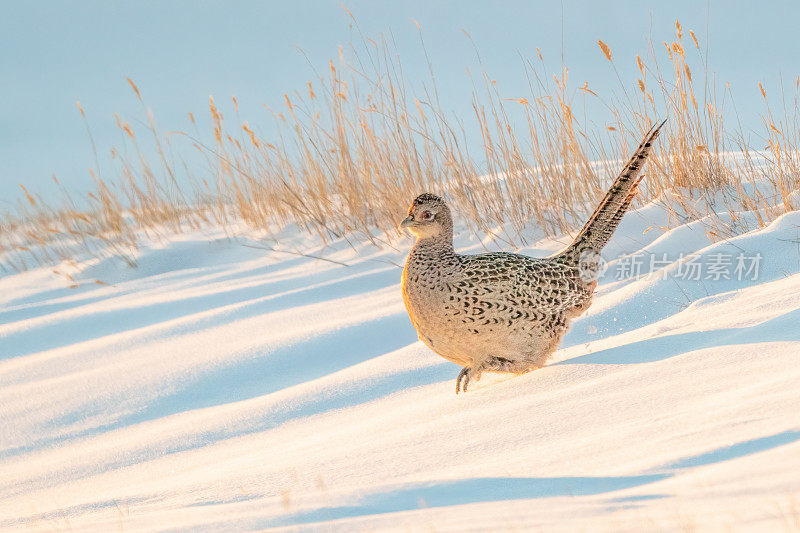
[400,215,415,228]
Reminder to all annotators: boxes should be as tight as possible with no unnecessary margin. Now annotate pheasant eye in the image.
[421,210,433,220]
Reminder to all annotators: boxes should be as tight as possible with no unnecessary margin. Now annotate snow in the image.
[1,200,800,531]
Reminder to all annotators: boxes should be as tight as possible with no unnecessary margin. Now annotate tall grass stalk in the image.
[1,21,798,272]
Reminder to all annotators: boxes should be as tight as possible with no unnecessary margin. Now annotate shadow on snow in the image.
[557,306,800,366]
[268,475,670,527]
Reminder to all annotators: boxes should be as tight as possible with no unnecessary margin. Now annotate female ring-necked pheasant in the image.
[401,121,665,393]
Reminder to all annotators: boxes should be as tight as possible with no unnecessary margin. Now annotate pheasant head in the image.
[400,193,453,242]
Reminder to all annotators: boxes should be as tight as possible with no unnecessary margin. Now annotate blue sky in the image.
[1,0,797,206]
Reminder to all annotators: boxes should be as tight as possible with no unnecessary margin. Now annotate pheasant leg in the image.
[456,367,471,394]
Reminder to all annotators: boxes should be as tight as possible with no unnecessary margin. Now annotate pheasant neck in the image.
[411,233,456,261]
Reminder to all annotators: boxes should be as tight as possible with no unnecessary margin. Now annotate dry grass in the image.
[1,20,798,272]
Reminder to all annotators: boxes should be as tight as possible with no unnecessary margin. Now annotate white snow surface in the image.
[1,201,800,531]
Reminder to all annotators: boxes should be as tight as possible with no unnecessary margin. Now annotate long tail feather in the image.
[561,119,666,261]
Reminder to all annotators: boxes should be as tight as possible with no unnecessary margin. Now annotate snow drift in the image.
[1,198,799,531]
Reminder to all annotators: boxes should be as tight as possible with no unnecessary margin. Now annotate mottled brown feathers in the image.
[413,193,444,205]
[562,119,666,261]
[401,122,664,393]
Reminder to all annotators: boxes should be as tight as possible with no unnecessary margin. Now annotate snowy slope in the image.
[1,201,800,531]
